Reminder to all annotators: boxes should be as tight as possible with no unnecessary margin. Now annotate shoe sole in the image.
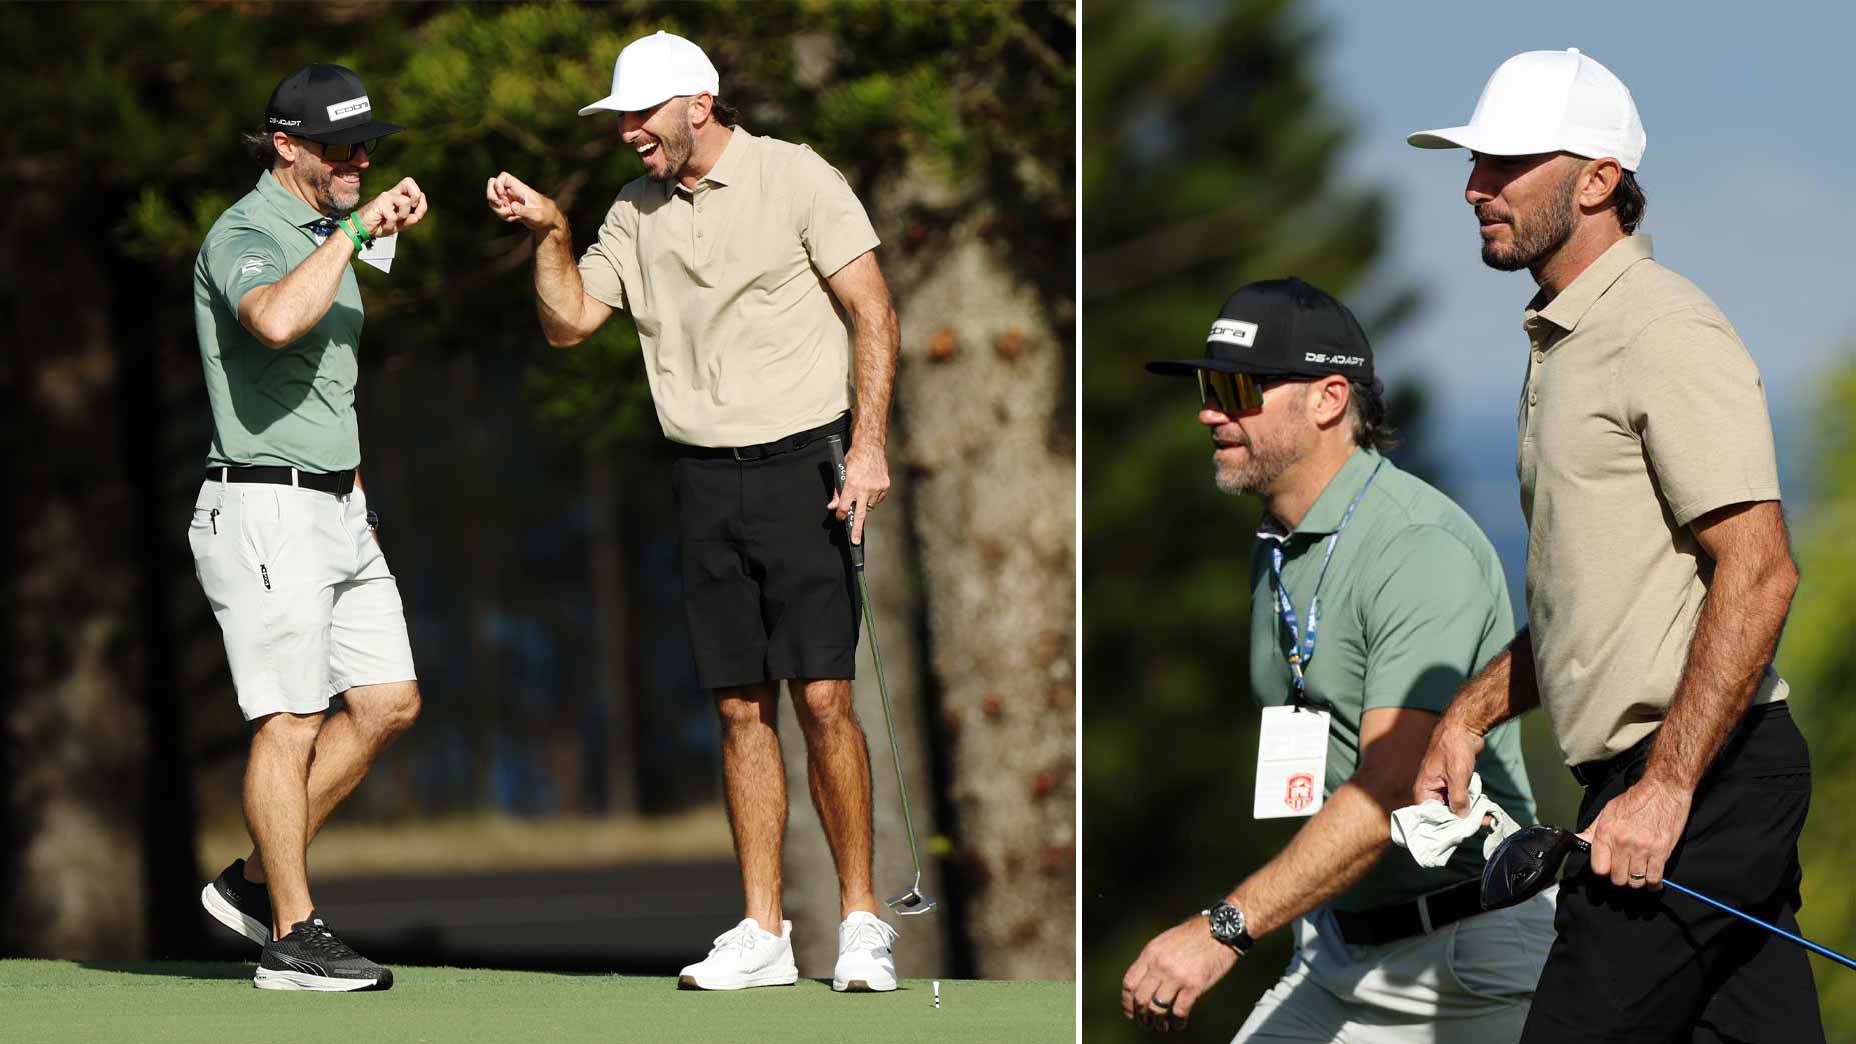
[254,967,393,992]
[833,978,898,993]
[676,969,799,991]
[200,883,269,946]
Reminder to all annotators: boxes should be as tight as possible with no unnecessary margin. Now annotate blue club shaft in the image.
[1662,880,1856,970]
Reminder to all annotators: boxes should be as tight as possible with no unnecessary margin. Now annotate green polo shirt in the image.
[192,171,364,472]
[1247,447,1537,912]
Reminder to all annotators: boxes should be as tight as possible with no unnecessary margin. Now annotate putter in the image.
[1483,825,1856,970]
[827,434,937,916]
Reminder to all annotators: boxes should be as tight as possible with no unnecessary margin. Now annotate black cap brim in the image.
[304,119,404,145]
[1145,358,1267,377]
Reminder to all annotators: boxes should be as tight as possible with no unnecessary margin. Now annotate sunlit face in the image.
[1464,152,1582,272]
[290,136,371,217]
[620,97,696,183]
[1199,377,1316,496]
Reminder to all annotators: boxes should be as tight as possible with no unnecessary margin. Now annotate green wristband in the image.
[340,213,373,251]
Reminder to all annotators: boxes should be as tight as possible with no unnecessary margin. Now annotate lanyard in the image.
[1268,459,1383,708]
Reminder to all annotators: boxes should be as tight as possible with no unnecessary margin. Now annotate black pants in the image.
[670,422,860,690]
[1522,703,1824,1044]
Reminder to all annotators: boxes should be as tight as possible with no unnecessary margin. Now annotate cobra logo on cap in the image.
[1208,318,1258,348]
[326,95,371,121]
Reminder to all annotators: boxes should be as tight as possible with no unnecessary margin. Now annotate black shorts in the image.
[1522,702,1824,1044]
[669,418,860,691]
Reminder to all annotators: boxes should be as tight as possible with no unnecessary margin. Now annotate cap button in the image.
[1567,47,1581,55]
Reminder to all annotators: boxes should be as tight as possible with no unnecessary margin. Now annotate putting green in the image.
[0,961,1074,1043]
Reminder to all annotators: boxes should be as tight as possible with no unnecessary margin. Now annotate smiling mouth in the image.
[636,142,658,157]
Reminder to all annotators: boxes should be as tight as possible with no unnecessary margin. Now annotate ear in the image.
[686,92,714,128]
[1577,157,1623,210]
[1307,375,1352,429]
[273,131,299,165]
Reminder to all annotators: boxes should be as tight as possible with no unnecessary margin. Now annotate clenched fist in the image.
[356,177,429,237]
[485,172,566,235]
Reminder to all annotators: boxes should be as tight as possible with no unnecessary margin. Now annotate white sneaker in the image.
[833,911,898,992]
[677,918,799,990]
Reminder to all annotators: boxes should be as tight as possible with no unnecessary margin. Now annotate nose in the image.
[620,112,645,139]
[1199,397,1232,427]
[1464,156,1497,207]
[350,142,371,168]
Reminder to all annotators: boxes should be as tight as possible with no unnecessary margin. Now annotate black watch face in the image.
[1208,903,1244,944]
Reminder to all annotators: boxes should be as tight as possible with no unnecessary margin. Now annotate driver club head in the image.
[887,875,938,916]
[1481,825,1589,911]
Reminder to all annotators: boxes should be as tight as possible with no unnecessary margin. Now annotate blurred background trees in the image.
[0,0,1073,982]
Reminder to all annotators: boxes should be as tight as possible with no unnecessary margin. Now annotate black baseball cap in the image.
[264,63,403,145]
[1145,277,1374,384]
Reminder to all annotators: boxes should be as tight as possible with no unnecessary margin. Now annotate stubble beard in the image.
[1480,167,1579,273]
[1211,413,1307,497]
[645,104,696,184]
[305,161,361,218]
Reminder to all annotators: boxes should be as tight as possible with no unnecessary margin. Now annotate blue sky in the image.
[1299,2,1856,615]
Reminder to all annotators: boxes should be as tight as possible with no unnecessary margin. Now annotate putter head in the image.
[1481,825,1587,911]
[887,876,938,916]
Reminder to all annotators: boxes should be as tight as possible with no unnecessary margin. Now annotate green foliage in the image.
[1081,1,1428,1039]
[1777,353,1856,1035]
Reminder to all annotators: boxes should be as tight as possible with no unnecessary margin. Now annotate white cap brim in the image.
[1407,125,1562,156]
[578,87,682,118]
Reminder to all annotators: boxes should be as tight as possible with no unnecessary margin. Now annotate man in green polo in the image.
[190,62,427,992]
[1120,278,1552,1041]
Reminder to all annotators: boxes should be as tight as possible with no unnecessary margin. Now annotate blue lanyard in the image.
[1269,459,1383,707]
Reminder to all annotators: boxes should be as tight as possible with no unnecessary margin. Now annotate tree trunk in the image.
[2,178,154,957]
[887,216,1077,979]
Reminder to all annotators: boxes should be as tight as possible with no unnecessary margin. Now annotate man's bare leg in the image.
[243,681,421,885]
[244,711,324,938]
[717,682,788,933]
[791,678,881,919]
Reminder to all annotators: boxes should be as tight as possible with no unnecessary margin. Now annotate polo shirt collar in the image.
[256,170,334,233]
[1528,234,1655,333]
[670,127,750,198]
[1259,446,1378,541]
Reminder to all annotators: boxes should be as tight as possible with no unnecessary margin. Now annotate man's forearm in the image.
[1438,628,1540,737]
[1643,562,1795,790]
[848,299,898,449]
[532,223,589,347]
[241,232,356,349]
[1225,781,1398,940]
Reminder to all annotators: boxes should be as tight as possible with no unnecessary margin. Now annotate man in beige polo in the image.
[484,30,905,993]
[1405,49,1823,1042]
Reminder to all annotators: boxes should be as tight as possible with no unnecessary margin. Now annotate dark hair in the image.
[1612,170,1646,234]
[707,95,740,128]
[1346,378,1401,452]
[241,128,279,170]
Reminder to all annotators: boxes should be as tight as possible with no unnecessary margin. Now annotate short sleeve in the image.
[1619,309,1782,526]
[1360,526,1505,715]
[790,145,880,278]
[205,226,287,312]
[576,200,632,311]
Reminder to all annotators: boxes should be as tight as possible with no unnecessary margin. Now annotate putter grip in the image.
[826,435,864,570]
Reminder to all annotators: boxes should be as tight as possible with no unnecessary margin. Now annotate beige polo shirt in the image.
[1517,235,1786,768]
[578,128,880,447]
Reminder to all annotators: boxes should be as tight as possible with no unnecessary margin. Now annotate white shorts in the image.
[1232,887,1557,1044]
[188,477,416,721]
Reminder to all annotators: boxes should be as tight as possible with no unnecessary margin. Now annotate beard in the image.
[1211,410,1308,497]
[645,103,696,184]
[304,161,361,217]
[1479,167,1579,272]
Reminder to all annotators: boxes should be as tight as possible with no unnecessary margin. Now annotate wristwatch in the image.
[1201,900,1254,954]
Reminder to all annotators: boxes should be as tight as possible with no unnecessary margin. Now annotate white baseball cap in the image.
[1408,48,1646,171]
[578,30,719,117]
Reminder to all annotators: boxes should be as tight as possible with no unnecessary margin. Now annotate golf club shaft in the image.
[857,568,928,879]
[1661,880,1856,970]
[825,434,928,881]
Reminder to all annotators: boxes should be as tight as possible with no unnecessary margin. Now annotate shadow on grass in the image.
[78,961,252,981]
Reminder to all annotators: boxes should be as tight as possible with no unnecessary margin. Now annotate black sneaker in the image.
[200,859,272,946]
[253,914,394,992]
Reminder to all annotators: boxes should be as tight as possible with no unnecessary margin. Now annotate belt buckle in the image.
[732,446,748,462]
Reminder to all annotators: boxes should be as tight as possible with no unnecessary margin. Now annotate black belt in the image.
[1568,702,1790,788]
[673,413,851,462]
[208,465,355,497]
[1331,877,1484,947]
